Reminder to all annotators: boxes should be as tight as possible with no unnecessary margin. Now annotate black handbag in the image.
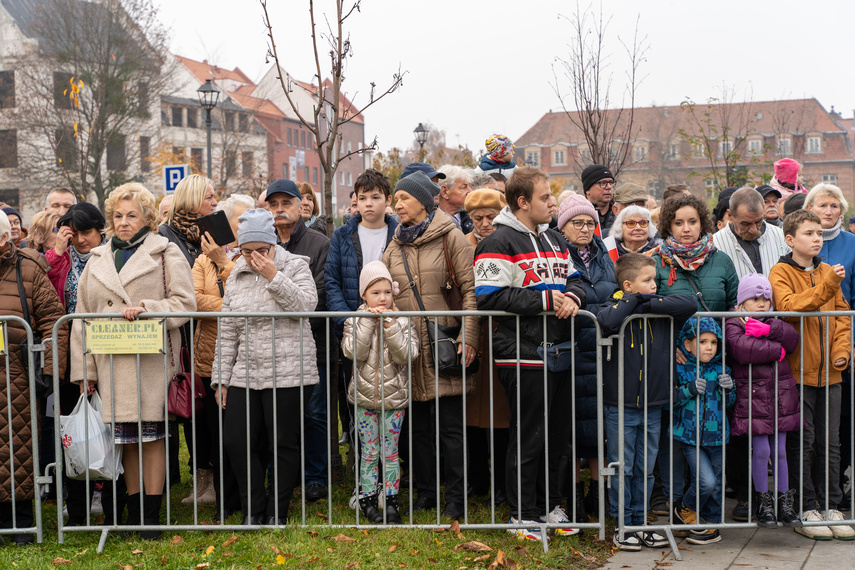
[399,247,478,376]
[15,256,51,396]
[537,340,577,372]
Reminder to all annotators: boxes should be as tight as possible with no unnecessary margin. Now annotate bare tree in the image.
[12,0,172,210]
[767,98,817,163]
[551,2,648,178]
[261,0,405,236]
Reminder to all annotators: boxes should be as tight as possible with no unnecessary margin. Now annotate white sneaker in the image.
[541,505,580,536]
[613,529,642,551]
[508,517,547,542]
[639,530,669,548]
[795,509,834,540]
[90,490,103,515]
[349,487,358,510]
[826,509,855,540]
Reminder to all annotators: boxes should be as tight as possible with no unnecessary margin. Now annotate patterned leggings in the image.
[356,407,405,498]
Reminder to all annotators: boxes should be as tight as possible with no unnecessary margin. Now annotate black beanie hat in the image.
[581,164,613,193]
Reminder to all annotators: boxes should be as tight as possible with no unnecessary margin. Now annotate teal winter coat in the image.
[652,247,739,312]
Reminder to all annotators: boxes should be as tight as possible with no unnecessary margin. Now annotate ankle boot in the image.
[585,481,601,520]
[778,489,802,527]
[385,495,401,524]
[574,481,588,522]
[358,495,384,524]
[755,491,777,528]
[140,494,163,540]
[125,493,141,527]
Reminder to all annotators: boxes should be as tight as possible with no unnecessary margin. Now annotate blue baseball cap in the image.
[265,178,301,200]
[401,162,446,180]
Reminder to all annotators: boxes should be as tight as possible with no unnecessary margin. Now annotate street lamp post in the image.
[196,79,221,180]
[413,123,429,162]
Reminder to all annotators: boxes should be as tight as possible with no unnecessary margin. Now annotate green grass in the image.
[0,429,616,569]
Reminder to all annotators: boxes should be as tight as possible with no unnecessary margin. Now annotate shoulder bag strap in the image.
[161,254,177,372]
[442,234,459,288]
[15,256,35,332]
[683,270,711,312]
[212,260,224,297]
[399,247,426,312]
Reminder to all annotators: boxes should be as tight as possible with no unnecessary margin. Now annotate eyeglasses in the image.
[596,180,615,188]
[568,220,597,230]
[623,219,649,229]
[240,246,271,257]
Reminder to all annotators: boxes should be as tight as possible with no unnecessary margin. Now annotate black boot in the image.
[755,491,777,529]
[574,481,588,522]
[778,489,802,527]
[125,493,141,528]
[585,481,601,520]
[385,495,402,524]
[358,495,384,524]
[140,494,163,540]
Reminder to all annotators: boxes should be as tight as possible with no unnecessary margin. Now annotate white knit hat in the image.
[359,260,398,298]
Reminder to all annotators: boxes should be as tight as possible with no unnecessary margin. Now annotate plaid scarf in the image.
[657,233,716,286]
[170,209,202,245]
[395,211,434,244]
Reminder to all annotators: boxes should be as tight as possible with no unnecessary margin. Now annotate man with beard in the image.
[265,179,332,503]
[580,164,616,236]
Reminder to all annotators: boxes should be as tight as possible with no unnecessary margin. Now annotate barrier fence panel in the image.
[0,315,45,544]
[51,309,608,552]
[609,310,855,561]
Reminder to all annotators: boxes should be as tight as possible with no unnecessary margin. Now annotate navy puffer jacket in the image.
[324,214,398,337]
[567,235,616,446]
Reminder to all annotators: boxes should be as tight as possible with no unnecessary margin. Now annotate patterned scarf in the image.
[170,209,202,245]
[64,242,100,313]
[657,233,716,286]
[577,245,592,268]
[395,211,434,244]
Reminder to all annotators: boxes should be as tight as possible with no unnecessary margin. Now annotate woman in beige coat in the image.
[382,171,479,521]
[71,183,196,539]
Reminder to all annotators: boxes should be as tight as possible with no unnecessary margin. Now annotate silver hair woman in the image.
[609,205,659,256]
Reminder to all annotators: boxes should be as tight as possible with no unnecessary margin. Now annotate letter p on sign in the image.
[163,164,189,194]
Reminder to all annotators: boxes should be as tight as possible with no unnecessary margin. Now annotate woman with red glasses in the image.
[610,206,660,256]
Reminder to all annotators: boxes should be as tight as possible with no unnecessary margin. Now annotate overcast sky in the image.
[155,0,855,156]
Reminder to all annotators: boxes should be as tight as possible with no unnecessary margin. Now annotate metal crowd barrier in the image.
[609,311,855,561]
[48,310,606,553]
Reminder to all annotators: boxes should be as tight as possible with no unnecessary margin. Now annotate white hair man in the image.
[437,165,473,234]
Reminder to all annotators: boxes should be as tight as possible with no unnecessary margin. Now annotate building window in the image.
[224,111,234,131]
[225,150,236,177]
[187,108,197,129]
[634,146,646,162]
[171,107,183,127]
[137,82,149,118]
[748,139,762,154]
[241,151,253,177]
[139,136,150,172]
[340,171,346,186]
[287,129,292,146]
[346,141,352,154]
[0,130,18,168]
[239,114,248,133]
[0,71,15,109]
[694,143,706,159]
[55,127,76,169]
[777,138,791,156]
[301,131,306,148]
[172,146,185,158]
[526,151,539,166]
[719,140,733,156]
[553,150,566,165]
[347,172,352,186]
[313,167,318,185]
[704,179,715,188]
[668,144,678,160]
[54,72,74,110]
[282,163,288,178]
[191,148,203,173]
[822,174,838,185]
[807,136,821,154]
[0,189,18,208]
[107,133,126,171]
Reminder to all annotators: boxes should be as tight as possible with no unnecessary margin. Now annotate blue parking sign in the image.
[163,164,189,194]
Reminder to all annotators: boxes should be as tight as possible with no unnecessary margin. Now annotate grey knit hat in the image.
[237,208,277,246]
[395,171,438,213]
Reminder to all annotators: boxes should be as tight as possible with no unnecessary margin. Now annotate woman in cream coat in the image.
[71,183,196,539]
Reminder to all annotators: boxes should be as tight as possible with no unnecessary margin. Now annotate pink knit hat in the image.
[557,193,599,230]
[359,260,399,298]
[774,158,802,186]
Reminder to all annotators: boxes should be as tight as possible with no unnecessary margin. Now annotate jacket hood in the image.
[493,206,550,236]
[11,244,50,273]
[778,251,822,269]
[679,317,723,359]
[478,155,515,171]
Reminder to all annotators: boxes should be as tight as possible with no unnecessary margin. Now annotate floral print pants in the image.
[356,406,405,498]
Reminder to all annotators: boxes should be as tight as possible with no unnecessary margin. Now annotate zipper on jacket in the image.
[811,270,825,387]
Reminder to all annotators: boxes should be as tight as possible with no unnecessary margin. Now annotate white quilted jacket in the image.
[211,245,319,390]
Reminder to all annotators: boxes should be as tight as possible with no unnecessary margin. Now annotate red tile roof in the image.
[175,55,253,85]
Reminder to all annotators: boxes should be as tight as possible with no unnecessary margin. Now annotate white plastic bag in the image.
[60,392,123,480]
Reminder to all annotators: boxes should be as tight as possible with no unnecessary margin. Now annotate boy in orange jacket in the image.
[769,209,853,540]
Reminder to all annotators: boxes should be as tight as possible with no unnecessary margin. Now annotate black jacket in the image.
[474,208,586,367]
[597,291,696,408]
[278,217,331,364]
[158,223,201,268]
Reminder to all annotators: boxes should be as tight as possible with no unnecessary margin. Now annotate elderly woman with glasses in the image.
[610,206,660,256]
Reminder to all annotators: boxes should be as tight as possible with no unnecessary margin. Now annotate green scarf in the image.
[111,227,150,273]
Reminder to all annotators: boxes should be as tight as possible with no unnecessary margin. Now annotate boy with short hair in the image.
[769,209,853,540]
[597,253,696,551]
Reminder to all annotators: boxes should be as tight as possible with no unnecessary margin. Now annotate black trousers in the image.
[202,379,241,517]
[467,426,508,496]
[58,382,95,525]
[223,385,313,519]
[499,367,571,521]
[410,396,465,506]
[0,500,33,529]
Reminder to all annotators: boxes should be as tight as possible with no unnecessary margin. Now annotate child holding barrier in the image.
[341,261,418,524]
[671,317,735,545]
[725,273,801,528]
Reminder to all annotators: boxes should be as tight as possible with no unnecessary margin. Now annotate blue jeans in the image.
[304,367,328,486]
[606,405,662,526]
[681,444,724,523]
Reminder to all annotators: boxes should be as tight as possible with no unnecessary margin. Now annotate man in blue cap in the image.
[401,162,446,185]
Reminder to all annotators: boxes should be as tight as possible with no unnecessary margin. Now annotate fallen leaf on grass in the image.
[327,548,334,553]
[388,544,397,553]
[487,549,517,569]
[435,538,442,545]
[331,533,356,543]
[432,527,446,533]
[307,530,319,537]
[276,554,287,565]
[409,550,420,555]
[315,512,329,519]
[398,565,406,568]
[271,546,283,555]
[51,558,70,566]
[194,564,211,570]
[428,559,436,564]
[132,549,144,555]
[345,562,360,569]
[474,554,491,562]
[121,566,132,570]
[75,549,89,557]
[161,555,166,565]
[202,545,215,557]
[362,529,369,536]
[454,541,492,552]
[306,556,320,563]
[171,535,183,545]
[449,520,463,538]
[222,535,238,547]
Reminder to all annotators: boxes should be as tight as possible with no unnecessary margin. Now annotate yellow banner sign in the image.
[86,320,163,355]
[0,324,5,355]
